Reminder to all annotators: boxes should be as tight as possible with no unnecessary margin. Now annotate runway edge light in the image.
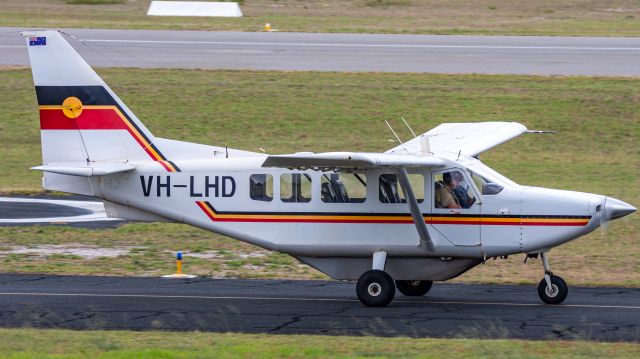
[162,251,197,279]
[263,23,278,32]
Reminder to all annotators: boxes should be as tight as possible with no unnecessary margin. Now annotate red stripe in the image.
[196,201,216,221]
[209,218,587,226]
[158,161,173,172]
[200,212,588,226]
[40,108,128,130]
[516,222,589,227]
[212,218,415,224]
[40,108,175,173]
[430,220,482,225]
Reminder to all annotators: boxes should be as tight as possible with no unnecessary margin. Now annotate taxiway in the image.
[1,27,639,75]
[0,274,638,341]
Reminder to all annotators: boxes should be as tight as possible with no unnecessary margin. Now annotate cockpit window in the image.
[280,173,312,203]
[434,170,477,209]
[465,160,516,186]
[250,174,273,202]
[378,174,424,204]
[469,170,503,195]
[321,173,366,203]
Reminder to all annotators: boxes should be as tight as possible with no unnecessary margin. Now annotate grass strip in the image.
[1,0,639,36]
[0,328,638,358]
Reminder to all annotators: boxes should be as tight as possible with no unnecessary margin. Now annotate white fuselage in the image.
[86,154,604,279]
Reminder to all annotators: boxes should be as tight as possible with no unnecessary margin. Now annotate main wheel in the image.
[395,280,433,296]
[356,270,395,307]
[537,275,568,304]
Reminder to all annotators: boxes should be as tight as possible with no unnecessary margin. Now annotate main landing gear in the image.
[356,269,395,307]
[536,252,568,305]
[356,251,434,307]
[395,280,433,297]
[356,251,395,307]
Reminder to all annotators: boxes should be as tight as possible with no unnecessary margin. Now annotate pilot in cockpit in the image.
[435,172,461,209]
[451,171,476,208]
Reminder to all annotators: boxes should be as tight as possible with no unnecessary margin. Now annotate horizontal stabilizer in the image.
[31,162,135,177]
[262,152,445,169]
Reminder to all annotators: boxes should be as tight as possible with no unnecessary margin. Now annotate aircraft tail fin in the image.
[22,30,180,173]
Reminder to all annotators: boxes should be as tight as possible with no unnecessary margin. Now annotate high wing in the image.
[261,152,445,170]
[386,122,529,157]
[262,151,444,252]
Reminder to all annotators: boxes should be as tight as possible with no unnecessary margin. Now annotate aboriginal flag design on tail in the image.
[36,85,180,173]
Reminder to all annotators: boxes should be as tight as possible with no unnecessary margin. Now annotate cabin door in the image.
[430,169,481,246]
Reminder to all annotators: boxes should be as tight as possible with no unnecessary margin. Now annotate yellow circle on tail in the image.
[62,97,83,118]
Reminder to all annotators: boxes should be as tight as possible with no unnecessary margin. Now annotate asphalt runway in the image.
[0,274,638,341]
[2,27,639,75]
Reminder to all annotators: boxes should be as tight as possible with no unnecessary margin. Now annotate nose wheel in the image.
[537,252,568,304]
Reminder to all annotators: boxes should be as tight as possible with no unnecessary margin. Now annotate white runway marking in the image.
[82,39,640,51]
[1,292,639,310]
[0,197,118,224]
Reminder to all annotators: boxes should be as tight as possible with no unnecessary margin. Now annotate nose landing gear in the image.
[537,252,568,304]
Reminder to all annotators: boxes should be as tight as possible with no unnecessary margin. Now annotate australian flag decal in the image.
[29,37,46,46]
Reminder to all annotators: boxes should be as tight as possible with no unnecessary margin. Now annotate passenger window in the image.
[378,174,423,204]
[434,170,477,209]
[249,174,273,202]
[321,173,366,203]
[280,173,312,203]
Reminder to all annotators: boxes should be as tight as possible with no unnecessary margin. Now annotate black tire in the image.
[395,280,433,296]
[356,270,396,307]
[537,275,568,304]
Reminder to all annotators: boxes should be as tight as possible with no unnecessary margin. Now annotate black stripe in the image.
[35,85,169,162]
[36,86,116,106]
[167,161,181,172]
[203,202,591,219]
[204,202,216,213]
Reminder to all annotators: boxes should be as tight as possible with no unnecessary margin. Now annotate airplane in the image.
[21,30,636,307]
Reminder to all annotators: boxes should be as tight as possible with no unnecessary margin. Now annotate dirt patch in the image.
[0,244,136,259]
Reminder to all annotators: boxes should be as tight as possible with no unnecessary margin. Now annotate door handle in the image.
[449,210,461,215]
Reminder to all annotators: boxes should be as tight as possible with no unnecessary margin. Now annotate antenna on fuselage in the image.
[225,143,229,158]
[400,116,417,138]
[384,120,403,144]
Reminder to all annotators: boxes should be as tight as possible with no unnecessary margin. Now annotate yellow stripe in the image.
[158,160,177,172]
[108,107,165,162]
[200,203,217,218]
[206,208,589,224]
[213,213,411,221]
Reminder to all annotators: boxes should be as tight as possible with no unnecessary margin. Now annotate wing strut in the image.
[395,167,436,252]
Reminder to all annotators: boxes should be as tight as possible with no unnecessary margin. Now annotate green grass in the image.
[0,328,638,358]
[0,224,323,279]
[64,0,127,5]
[1,0,639,36]
[0,67,638,286]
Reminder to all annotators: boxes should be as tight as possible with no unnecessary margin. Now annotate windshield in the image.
[468,170,503,195]
[465,160,517,187]
[464,161,517,195]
